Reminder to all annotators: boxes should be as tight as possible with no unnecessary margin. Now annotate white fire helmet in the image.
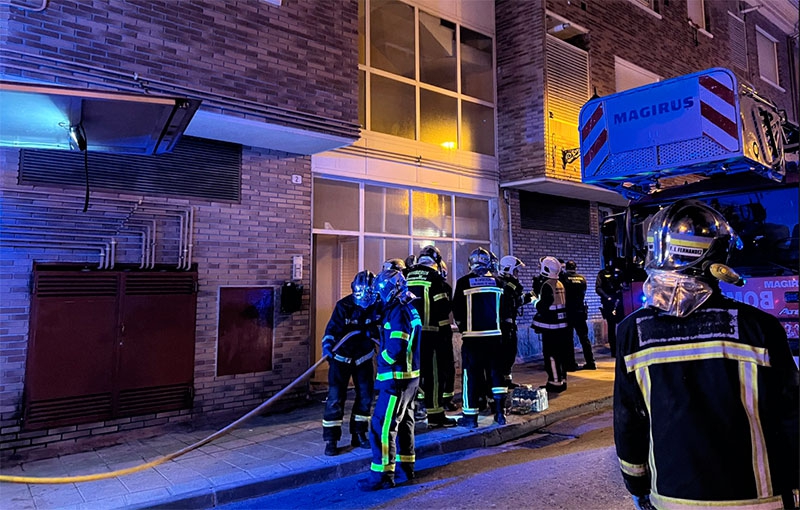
[539,256,561,278]
[499,256,525,277]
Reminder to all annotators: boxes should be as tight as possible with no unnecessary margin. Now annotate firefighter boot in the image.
[357,471,396,492]
[456,414,479,429]
[427,412,457,428]
[324,440,338,456]
[351,432,370,449]
[397,462,415,483]
[493,395,507,425]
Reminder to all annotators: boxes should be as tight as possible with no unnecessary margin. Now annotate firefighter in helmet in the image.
[497,255,534,389]
[321,270,378,456]
[532,256,570,393]
[614,199,799,510]
[452,247,510,427]
[561,260,596,370]
[406,245,457,428]
[358,268,422,491]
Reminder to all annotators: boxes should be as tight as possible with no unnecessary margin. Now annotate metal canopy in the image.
[0,81,201,155]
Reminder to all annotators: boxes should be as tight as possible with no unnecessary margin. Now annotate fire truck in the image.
[579,67,799,350]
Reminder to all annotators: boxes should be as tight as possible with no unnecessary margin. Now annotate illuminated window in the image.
[358,0,495,155]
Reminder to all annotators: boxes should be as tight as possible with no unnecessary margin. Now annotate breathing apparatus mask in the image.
[643,199,743,317]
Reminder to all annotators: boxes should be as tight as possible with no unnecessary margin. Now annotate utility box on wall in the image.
[217,286,274,376]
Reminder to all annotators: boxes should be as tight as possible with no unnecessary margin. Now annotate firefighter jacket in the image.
[532,278,567,331]
[452,272,505,338]
[405,265,452,333]
[498,274,531,324]
[613,292,799,510]
[560,271,587,314]
[375,299,422,388]
[596,267,624,320]
[321,295,377,365]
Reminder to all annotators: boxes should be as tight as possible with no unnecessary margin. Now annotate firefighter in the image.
[321,270,378,456]
[452,247,509,427]
[358,268,422,491]
[497,255,534,389]
[405,245,457,428]
[596,258,624,356]
[561,260,596,370]
[532,256,570,393]
[614,199,799,510]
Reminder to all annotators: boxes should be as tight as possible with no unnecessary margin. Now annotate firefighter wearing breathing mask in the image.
[321,270,377,457]
[358,268,422,492]
[613,199,799,510]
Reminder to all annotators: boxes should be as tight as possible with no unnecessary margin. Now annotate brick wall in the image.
[3,0,358,124]
[0,0,356,456]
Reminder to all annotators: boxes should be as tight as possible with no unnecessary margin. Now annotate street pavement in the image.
[0,349,615,510]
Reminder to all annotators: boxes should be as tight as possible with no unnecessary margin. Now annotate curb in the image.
[136,395,613,509]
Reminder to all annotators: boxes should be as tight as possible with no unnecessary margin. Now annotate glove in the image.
[631,494,655,510]
[322,344,333,360]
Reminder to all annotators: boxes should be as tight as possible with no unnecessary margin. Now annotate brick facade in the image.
[0,0,357,456]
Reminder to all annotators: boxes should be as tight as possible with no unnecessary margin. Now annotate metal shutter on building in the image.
[545,36,589,181]
[19,137,241,202]
[728,12,748,72]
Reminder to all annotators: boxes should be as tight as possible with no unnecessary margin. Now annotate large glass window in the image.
[313,177,490,286]
[359,0,496,155]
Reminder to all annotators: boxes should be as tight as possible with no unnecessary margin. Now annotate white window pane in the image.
[313,178,359,230]
[370,0,415,79]
[687,0,705,30]
[420,12,457,91]
[413,190,452,237]
[371,75,416,139]
[365,185,409,234]
[461,100,495,155]
[420,89,458,148]
[460,27,494,102]
[455,196,489,240]
[756,30,779,85]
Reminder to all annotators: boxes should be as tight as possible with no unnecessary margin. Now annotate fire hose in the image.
[0,331,360,484]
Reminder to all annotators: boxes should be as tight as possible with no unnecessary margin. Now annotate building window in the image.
[359,0,496,155]
[755,26,780,88]
[687,0,707,31]
[614,57,661,92]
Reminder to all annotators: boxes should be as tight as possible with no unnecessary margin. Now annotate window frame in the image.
[755,25,783,90]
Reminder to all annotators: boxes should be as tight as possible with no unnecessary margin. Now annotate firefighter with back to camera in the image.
[497,255,534,389]
[320,270,378,456]
[614,199,799,510]
[452,247,511,427]
[405,245,457,428]
[532,256,570,393]
[596,257,625,356]
[357,268,422,492]
[561,260,596,371]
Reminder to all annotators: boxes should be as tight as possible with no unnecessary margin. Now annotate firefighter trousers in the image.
[323,359,374,442]
[420,329,455,418]
[461,336,507,416]
[369,378,419,475]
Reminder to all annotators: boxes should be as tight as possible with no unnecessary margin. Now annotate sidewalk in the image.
[1,351,615,510]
